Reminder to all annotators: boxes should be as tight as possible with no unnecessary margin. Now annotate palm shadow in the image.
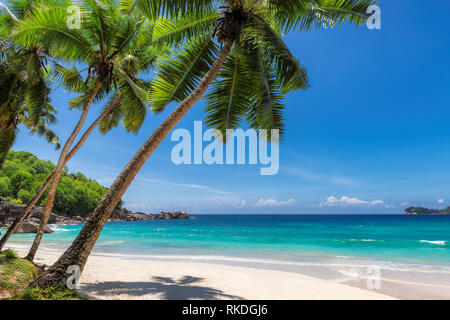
[79,275,244,300]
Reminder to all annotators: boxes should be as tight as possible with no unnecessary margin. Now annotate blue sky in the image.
[12,1,450,214]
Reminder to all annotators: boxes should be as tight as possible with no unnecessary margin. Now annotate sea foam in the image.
[419,240,447,246]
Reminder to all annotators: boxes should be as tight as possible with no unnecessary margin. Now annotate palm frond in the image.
[244,19,309,93]
[204,44,255,136]
[53,64,89,94]
[115,64,149,133]
[28,122,61,149]
[136,0,215,21]
[149,36,219,112]
[274,0,374,32]
[25,78,52,125]
[98,95,123,134]
[11,0,96,62]
[150,9,218,48]
[246,46,286,139]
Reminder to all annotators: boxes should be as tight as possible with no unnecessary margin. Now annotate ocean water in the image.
[5,215,450,271]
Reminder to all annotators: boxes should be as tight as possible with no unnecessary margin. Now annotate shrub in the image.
[13,287,85,300]
[3,249,18,259]
[18,189,33,204]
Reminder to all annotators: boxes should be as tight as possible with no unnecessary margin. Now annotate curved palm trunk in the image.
[0,123,16,171]
[24,86,100,261]
[0,96,117,252]
[24,82,107,261]
[30,40,233,288]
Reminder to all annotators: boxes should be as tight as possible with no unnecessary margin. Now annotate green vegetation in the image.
[405,206,450,214]
[0,251,84,300]
[0,150,122,217]
[11,287,85,300]
[3,249,18,259]
[0,251,39,295]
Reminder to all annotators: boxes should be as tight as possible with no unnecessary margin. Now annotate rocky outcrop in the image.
[15,221,53,234]
[0,201,193,232]
[147,211,192,220]
[0,202,79,229]
[107,209,193,221]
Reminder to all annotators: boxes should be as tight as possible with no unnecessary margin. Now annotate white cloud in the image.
[254,198,296,208]
[320,196,384,207]
[135,177,234,196]
[438,198,445,204]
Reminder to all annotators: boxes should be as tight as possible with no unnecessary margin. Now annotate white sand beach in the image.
[15,248,395,300]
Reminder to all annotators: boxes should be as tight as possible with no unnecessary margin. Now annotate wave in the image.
[48,224,71,232]
[334,239,382,243]
[99,240,125,246]
[91,252,450,274]
[419,240,447,246]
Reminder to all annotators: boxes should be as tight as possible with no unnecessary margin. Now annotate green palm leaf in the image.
[246,46,286,139]
[11,0,96,63]
[274,0,374,32]
[136,0,215,21]
[149,36,219,112]
[204,44,255,135]
[244,19,309,93]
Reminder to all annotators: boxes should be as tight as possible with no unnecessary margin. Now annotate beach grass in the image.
[0,250,38,294]
[11,287,85,300]
[0,250,84,300]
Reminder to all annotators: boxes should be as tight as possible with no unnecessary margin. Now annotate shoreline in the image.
[8,246,395,300]
[5,242,450,299]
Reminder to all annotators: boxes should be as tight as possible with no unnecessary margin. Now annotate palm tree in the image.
[0,0,61,170]
[0,56,60,170]
[0,0,155,256]
[31,0,374,287]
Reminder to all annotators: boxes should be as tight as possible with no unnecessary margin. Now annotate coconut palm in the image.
[31,0,374,287]
[0,0,157,257]
[0,56,60,170]
[0,0,61,170]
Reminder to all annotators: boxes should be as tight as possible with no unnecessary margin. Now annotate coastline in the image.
[3,214,450,300]
[9,246,394,300]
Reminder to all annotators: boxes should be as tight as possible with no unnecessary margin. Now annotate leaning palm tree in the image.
[1,0,159,259]
[0,0,61,170]
[31,0,374,287]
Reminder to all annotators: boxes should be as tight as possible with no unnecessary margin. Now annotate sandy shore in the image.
[14,248,395,300]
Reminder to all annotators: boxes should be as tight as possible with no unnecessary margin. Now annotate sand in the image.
[17,249,395,300]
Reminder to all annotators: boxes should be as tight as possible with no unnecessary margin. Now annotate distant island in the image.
[404,206,450,215]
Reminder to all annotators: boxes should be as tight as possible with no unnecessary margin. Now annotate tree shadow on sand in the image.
[79,275,244,300]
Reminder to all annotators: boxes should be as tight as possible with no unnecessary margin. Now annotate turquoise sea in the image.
[6,214,450,270]
[6,214,450,298]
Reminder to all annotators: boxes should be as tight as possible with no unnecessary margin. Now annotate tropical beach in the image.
[4,214,450,299]
[1,0,450,305]
[9,247,394,300]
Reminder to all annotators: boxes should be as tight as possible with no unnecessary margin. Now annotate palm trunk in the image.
[30,40,233,288]
[24,82,108,260]
[0,122,16,171]
[0,97,117,252]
